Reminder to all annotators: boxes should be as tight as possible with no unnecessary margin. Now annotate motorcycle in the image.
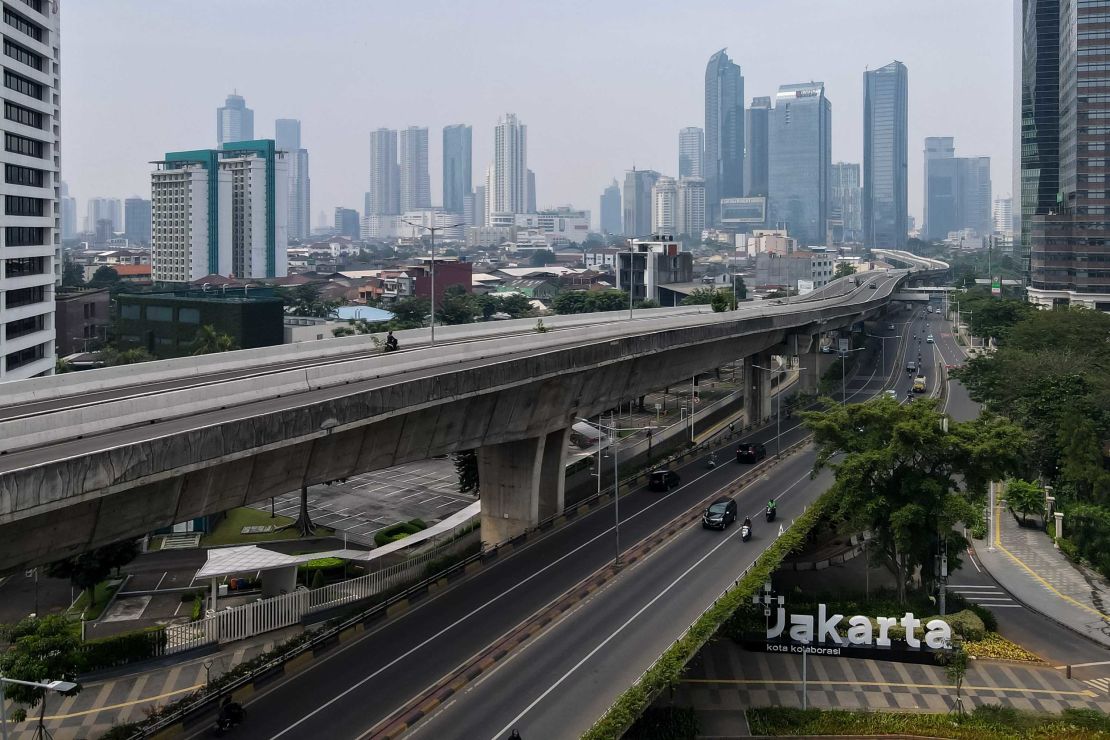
[740,522,752,542]
[706,452,717,469]
[213,703,246,736]
[765,505,776,522]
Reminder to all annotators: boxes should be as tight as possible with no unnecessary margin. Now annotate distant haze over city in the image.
[63,0,1012,224]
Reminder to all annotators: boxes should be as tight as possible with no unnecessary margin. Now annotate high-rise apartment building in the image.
[830,163,863,243]
[275,118,310,241]
[923,137,991,240]
[217,93,254,146]
[623,169,660,237]
[367,128,400,216]
[704,49,745,224]
[679,127,704,178]
[863,61,908,248]
[488,113,528,220]
[60,182,76,240]
[334,207,360,240]
[151,140,288,283]
[677,177,707,239]
[527,169,537,213]
[745,96,771,198]
[769,82,832,247]
[86,197,121,234]
[124,197,152,244]
[992,196,1014,236]
[651,176,678,234]
[600,179,622,234]
[443,124,472,215]
[0,1,60,381]
[399,126,430,213]
[1025,0,1110,309]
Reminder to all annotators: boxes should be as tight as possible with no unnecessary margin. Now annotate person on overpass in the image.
[385,331,399,352]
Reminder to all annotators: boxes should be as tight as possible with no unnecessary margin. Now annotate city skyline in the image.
[62,1,1011,228]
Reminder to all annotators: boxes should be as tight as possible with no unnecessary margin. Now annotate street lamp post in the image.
[839,346,867,403]
[578,417,656,566]
[400,219,464,346]
[865,333,902,379]
[1,675,78,740]
[753,362,807,458]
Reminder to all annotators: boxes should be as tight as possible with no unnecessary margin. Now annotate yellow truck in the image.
[912,375,927,393]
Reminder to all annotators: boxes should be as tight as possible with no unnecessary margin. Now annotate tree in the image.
[87,266,120,287]
[1058,412,1110,505]
[98,347,155,366]
[710,290,729,313]
[281,283,337,318]
[529,250,556,267]
[588,289,629,312]
[62,260,85,287]
[437,285,474,326]
[834,262,857,279]
[735,276,747,302]
[939,643,968,715]
[553,291,590,315]
[0,616,81,725]
[390,297,430,329]
[98,538,140,577]
[190,325,238,355]
[454,450,479,495]
[681,287,718,306]
[636,299,660,309]
[803,397,1027,603]
[44,549,113,611]
[1006,479,1044,525]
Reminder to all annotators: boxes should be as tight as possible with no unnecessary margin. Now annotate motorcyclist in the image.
[385,331,399,352]
[743,517,752,529]
[767,499,776,512]
[218,696,244,726]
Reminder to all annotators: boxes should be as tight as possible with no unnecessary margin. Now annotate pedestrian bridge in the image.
[0,267,945,571]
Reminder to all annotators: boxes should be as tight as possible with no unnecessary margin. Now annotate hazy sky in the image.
[63,0,1014,229]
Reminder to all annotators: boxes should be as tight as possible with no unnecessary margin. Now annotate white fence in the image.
[165,530,477,653]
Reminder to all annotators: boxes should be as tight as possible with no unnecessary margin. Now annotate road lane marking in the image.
[1059,660,1110,669]
[264,449,758,740]
[488,469,815,740]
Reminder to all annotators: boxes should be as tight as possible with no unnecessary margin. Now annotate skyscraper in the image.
[527,169,537,213]
[217,93,254,146]
[86,198,122,234]
[704,49,745,224]
[443,124,472,214]
[600,180,622,234]
[1020,0,1060,278]
[679,127,704,178]
[334,207,360,240]
[957,156,992,237]
[367,128,400,216]
[830,163,862,243]
[488,113,528,219]
[769,82,832,247]
[863,61,908,248]
[923,138,991,240]
[1026,0,1110,309]
[0,2,60,381]
[623,169,660,237]
[992,196,1014,237]
[61,182,77,241]
[276,119,311,240]
[399,126,431,213]
[677,177,707,239]
[745,96,771,198]
[124,197,152,244]
[651,176,678,234]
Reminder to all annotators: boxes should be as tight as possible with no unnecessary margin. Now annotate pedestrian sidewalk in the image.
[0,626,301,740]
[976,503,1110,649]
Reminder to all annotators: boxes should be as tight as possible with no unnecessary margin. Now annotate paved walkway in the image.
[0,627,300,740]
[977,503,1110,649]
[675,638,1110,736]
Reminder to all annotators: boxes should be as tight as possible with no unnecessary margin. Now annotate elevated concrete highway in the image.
[0,268,941,571]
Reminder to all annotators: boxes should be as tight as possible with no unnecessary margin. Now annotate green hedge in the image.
[623,706,698,739]
[421,541,482,580]
[301,557,345,571]
[581,490,835,740]
[374,519,428,547]
[76,628,167,673]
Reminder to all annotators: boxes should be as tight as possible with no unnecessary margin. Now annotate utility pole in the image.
[401,218,464,346]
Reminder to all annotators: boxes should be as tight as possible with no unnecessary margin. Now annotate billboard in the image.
[991,275,1001,297]
[720,197,767,224]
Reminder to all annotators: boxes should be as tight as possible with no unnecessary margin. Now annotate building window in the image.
[4,311,44,340]
[4,194,43,216]
[119,303,140,320]
[5,341,45,371]
[4,100,42,129]
[4,255,44,276]
[4,225,43,246]
[5,284,45,308]
[145,305,173,322]
[18,0,44,14]
[2,7,42,41]
[3,131,43,158]
[3,37,42,70]
[179,307,200,323]
[3,69,42,100]
[4,162,43,187]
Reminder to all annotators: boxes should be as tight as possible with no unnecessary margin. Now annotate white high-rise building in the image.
[487,113,528,222]
[651,176,678,234]
[0,1,61,381]
[217,93,254,146]
[152,141,288,282]
[679,127,704,178]
[992,196,1013,237]
[151,162,232,282]
[399,126,431,213]
[60,181,76,240]
[276,119,310,241]
[367,128,399,216]
[86,197,121,234]
[677,177,707,238]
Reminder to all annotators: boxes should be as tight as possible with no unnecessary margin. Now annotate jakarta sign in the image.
[767,604,952,650]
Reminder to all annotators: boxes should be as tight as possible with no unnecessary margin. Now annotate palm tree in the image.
[190,325,238,355]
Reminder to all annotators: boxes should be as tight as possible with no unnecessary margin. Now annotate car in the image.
[647,469,680,492]
[913,375,927,393]
[736,442,767,463]
[820,345,834,354]
[887,324,895,330]
[884,389,898,399]
[869,283,877,289]
[906,360,917,374]
[702,497,738,530]
[926,334,934,343]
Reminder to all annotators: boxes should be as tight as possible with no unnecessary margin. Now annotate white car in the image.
[926,335,934,343]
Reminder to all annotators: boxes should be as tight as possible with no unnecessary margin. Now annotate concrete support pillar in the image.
[744,352,772,427]
[479,427,569,546]
[799,334,822,396]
